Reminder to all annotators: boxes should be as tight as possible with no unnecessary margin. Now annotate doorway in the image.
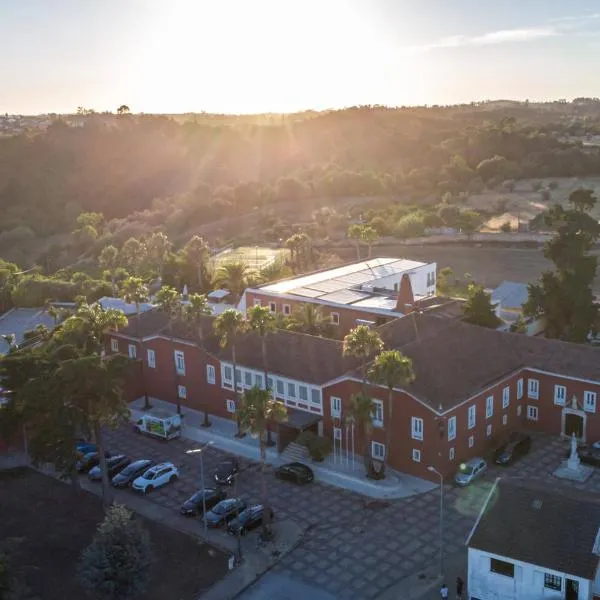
[566,578,579,600]
[564,413,584,439]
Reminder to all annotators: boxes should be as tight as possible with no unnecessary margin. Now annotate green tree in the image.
[183,235,210,292]
[99,245,121,296]
[360,225,379,258]
[213,261,253,304]
[77,504,152,600]
[76,212,104,235]
[287,303,331,336]
[342,325,384,392]
[117,104,131,115]
[437,267,455,294]
[462,284,502,328]
[146,232,172,281]
[348,224,363,260]
[121,237,146,276]
[457,210,481,236]
[347,391,375,475]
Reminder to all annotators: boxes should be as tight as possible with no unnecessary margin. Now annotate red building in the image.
[109,309,600,483]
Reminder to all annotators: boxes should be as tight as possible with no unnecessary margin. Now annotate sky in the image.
[1,0,599,114]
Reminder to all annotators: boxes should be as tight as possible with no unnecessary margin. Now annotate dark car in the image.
[275,462,314,485]
[565,444,600,467]
[204,498,247,528]
[494,433,532,466]
[75,441,97,457]
[76,451,112,473]
[111,459,155,488]
[227,504,274,536]
[213,458,241,486]
[180,488,227,516]
[88,455,131,481]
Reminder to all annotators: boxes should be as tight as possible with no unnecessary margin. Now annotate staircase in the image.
[280,442,309,464]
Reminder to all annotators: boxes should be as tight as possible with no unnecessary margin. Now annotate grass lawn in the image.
[0,467,229,600]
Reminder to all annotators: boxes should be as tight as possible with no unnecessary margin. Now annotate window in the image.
[333,427,342,440]
[206,365,216,385]
[310,388,321,406]
[287,382,296,398]
[267,376,273,390]
[486,396,494,419]
[468,405,476,429]
[253,299,261,306]
[468,435,474,448]
[502,387,510,409]
[331,397,342,418]
[299,385,308,402]
[486,424,492,437]
[371,441,385,460]
[255,374,264,389]
[527,405,538,421]
[147,349,156,368]
[412,448,421,462]
[544,574,562,591]
[244,371,252,387]
[411,417,424,440]
[269,302,276,313]
[517,405,522,417]
[447,416,456,441]
[226,399,236,413]
[235,369,242,388]
[177,385,187,399]
[128,344,137,359]
[584,391,597,413]
[174,350,185,375]
[449,447,455,461]
[331,312,340,326]
[517,378,523,400]
[528,378,539,399]
[373,400,384,427]
[283,304,291,316]
[554,384,566,406]
[276,379,285,397]
[110,338,119,352]
[502,414,508,426]
[490,558,514,578]
[223,365,233,387]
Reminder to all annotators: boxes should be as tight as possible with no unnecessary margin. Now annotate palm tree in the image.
[342,325,384,392]
[213,309,247,437]
[288,303,330,336]
[182,293,212,426]
[347,391,375,475]
[284,235,298,270]
[98,245,121,296]
[155,286,183,415]
[237,386,287,539]
[212,261,253,304]
[183,235,209,292]
[247,305,277,445]
[368,350,414,473]
[122,276,150,409]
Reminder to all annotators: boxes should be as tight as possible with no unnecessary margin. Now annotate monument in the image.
[553,433,593,482]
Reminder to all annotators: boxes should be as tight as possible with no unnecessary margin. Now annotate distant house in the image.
[467,479,600,600]
[97,297,154,316]
[0,308,57,355]
[490,281,528,321]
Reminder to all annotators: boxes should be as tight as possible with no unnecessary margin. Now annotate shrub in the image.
[500,221,512,233]
[394,213,426,238]
[296,430,332,461]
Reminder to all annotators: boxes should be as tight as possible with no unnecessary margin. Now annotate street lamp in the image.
[427,465,444,578]
[186,441,215,538]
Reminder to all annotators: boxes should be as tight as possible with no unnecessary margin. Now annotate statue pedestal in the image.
[553,459,593,483]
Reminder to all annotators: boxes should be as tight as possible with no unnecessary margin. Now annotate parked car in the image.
[88,455,131,481]
[565,444,600,467]
[227,504,274,536]
[454,458,487,487]
[204,498,247,528]
[76,451,112,473]
[180,488,227,516]
[275,462,314,485]
[112,459,154,488]
[494,433,532,466]
[213,458,240,485]
[132,462,179,494]
[75,441,97,456]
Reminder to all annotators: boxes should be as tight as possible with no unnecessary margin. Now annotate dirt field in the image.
[0,468,228,600]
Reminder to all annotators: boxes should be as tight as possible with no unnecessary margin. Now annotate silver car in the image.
[454,457,487,487]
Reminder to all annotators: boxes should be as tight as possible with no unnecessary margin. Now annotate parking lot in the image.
[101,426,599,600]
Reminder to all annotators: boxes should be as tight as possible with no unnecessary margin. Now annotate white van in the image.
[134,410,182,440]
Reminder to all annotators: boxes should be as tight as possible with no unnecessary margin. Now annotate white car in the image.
[132,462,179,494]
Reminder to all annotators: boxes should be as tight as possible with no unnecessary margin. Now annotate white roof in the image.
[208,289,231,300]
[98,297,154,316]
[491,281,528,310]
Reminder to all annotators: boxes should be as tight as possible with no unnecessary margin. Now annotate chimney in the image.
[395,274,414,314]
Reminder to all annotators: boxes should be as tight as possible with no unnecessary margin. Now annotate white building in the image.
[467,479,600,600]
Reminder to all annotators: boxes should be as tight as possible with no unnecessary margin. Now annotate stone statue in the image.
[567,432,581,470]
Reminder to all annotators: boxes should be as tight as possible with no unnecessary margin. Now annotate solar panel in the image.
[289,287,323,298]
[320,290,370,305]
[307,280,348,293]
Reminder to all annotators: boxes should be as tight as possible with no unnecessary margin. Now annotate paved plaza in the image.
[102,426,599,600]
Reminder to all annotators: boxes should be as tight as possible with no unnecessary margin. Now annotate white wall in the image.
[468,547,592,600]
[363,263,437,297]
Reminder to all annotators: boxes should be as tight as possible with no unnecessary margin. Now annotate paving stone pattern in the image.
[103,427,598,600]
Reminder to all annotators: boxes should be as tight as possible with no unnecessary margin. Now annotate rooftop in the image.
[0,308,57,355]
[490,281,529,311]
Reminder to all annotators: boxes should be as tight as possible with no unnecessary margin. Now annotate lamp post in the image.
[233,470,243,564]
[186,441,214,538]
[427,465,444,578]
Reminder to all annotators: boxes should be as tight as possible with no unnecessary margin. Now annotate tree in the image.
[347,391,375,475]
[342,325,384,392]
[213,309,247,437]
[437,267,455,294]
[457,210,481,236]
[117,105,131,115]
[146,232,172,281]
[360,225,379,258]
[237,386,287,539]
[99,245,121,296]
[509,315,528,333]
[368,350,414,475]
[121,237,146,276]
[76,212,104,236]
[348,224,363,260]
[77,504,152,600]
[524,188,600,342]
[213,261,253,304]
[287,303,331,336]
[462,284,502,328]
[183,235,210,292]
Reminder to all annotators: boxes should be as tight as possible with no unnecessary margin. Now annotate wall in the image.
[468,547,592,600]
[362,262,436,297]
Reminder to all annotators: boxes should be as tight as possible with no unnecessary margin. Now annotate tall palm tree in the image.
[342,325,384,392]
[213,309,247,437]
[212,261,253,304]
[238,386,287,539]
[182,293,212,426]
[284,235,298,270]
[183,235,209,292]
[98,245,121,296]
[289,303,330,336]
[347,391,375,475]
[247,305,277,446]
[368,350,415,474]
[122,276,150,409]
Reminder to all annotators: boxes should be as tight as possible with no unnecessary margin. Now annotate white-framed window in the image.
[502,386,510,409]
[372,400,384,427]
[206,365,216,385]
[333,427,342,440]
[266,376,273,390]
[527,405,538,421]
[276,379,285,397]
[331,396,342,418]
[486,396,494,419]
[177,385,187,399]
[174,350,185,375]
[299,385,308,402]
[253,299,261,306]
[269,302,276,313]
[226,399,236,413]
[283,304,291,316]
[128,343,136,359]
[235,368,242,389]
[544,574,562,591]
[372,441,385,460]
[310,388,321,406]
[554,384,566,406]
[528,378,539,399]
[147,349,156,368]
[287,382,296,398]
[411,416,424,441]
[244,371,252,387]
[584,391,597,413]
[331,312,340,325]
[468,435,474,448]
[486,424,492,437]
[468,405,476,429]
[110,338,119,352]
[517,405,522,417]
[255,373,264,389]
[447,416,456,441]
[517,378,523,400]
[223,365,233,388]
[449,447,455,461]
[502,414,508,426]
[412,448,421,462]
